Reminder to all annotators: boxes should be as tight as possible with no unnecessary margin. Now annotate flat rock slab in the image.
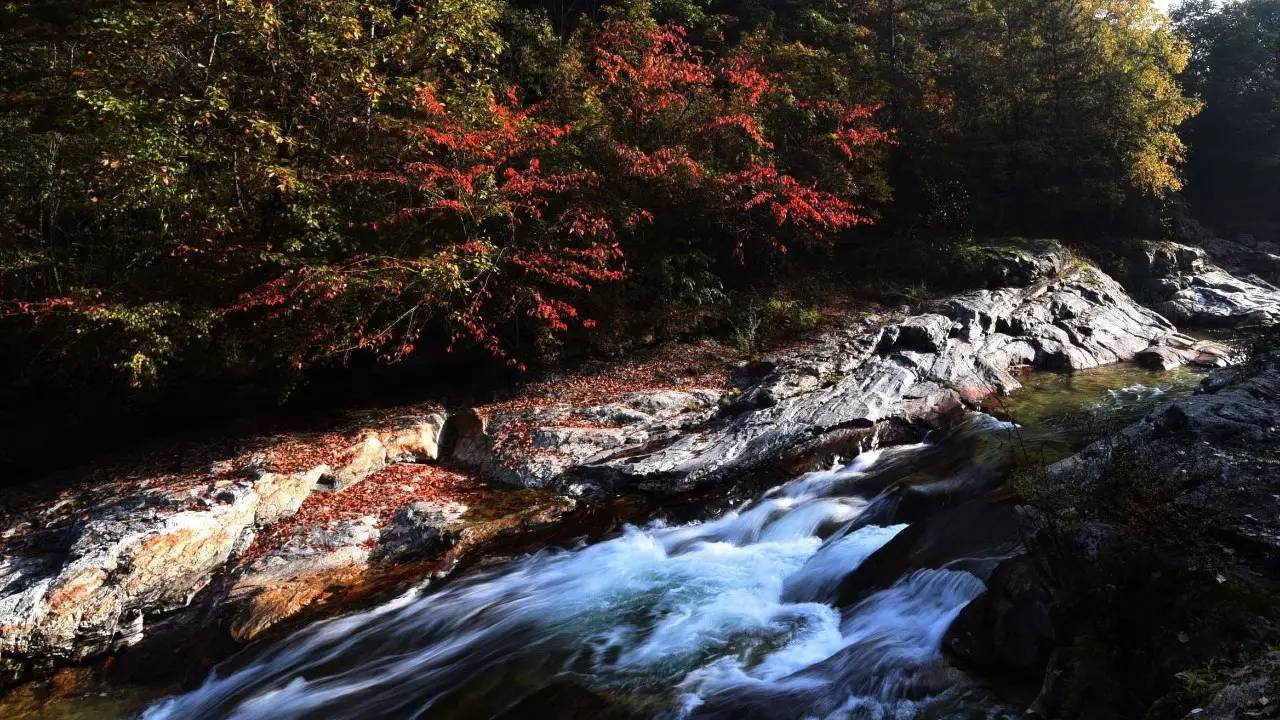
[0,412,445,685]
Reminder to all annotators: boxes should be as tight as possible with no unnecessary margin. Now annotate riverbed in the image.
[0,361,1211,720]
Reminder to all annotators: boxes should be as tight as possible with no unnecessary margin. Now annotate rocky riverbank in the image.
[0,238,1266,697]
[454,239,1226,496]
[942,350,1280,718]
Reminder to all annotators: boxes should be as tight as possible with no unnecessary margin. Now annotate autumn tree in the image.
[858,0,1199,235]
[234,13,893,368]
[0,0,1206,472]
[0,0,510,470]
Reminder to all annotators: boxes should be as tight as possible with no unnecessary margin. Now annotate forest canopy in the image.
[0,0,1272,466]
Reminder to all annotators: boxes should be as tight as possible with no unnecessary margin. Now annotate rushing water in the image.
[136,441,995,720]
[1,362,1211,720]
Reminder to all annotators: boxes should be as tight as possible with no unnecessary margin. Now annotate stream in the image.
[2,363,1209,720]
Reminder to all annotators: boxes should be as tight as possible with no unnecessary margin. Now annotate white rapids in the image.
[141,439,996,720]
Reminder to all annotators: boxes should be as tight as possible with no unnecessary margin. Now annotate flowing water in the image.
[1,362,1211,720]
[134,438,999,720]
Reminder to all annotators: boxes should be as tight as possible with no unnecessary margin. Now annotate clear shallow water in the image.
[0,362,1210,720]
[987,363,1206,463]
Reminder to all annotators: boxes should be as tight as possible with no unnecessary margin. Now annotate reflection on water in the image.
[986,363,1206,463]
[0,674,174,720]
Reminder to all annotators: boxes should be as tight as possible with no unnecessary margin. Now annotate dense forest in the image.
[4,4,1280,719]
[0,0,1276,471]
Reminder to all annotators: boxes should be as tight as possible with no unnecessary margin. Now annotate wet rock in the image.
[1150,376,1280,449]
[493,679,640,720]
[1201,235,1280,286]
[1190,650,1280,720]
[1136,345,1187,371]
[835,497,1022,606]
[1129,239,1208,277]
[1044,364,1280,567]
[1198,367,1240,394]
[1,238,1262,689]
[943,555,1055,681]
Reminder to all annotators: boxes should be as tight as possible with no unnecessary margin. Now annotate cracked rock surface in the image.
[455,242,1192,496]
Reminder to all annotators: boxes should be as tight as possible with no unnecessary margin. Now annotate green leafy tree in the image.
[1173,0,1280,242]
[0,0,505,386]
[860,0,1199,235]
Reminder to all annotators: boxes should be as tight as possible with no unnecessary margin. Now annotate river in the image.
[1,363,1209,720]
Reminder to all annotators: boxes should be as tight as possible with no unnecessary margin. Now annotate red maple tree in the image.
[235,21,893,369]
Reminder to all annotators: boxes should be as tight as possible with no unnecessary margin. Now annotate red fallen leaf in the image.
[241,463,482,562]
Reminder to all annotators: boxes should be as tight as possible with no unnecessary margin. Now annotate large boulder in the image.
[959,362,1280,718]
[225,516,381,642]
[0,484,261,682]
[1126,240,1280,327]
[317,413,446,491]
[953,238,1074,288]
[1201,234,1280,286]
[835,497,1023,606]
[217,486,571,644]
[377,500,469,560]
[943,555,1055,681]
[448,388,724,491]
[1134,333,1234,371]
[561,248,1179,496]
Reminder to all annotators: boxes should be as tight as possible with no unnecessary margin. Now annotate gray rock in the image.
[991,361,1280,719]
[571,265,1176,495]
[448,388,724,490]
[448,242,1184,496]
[1136,335,1234,371]
[1135,345,1186,371]
[0,484,260,680]
[1129,240,1207,277]
[1201,235,1280,286]
[956,238,1074,288]
[0,412,449,684]
[944,555,1055,680]
[1128,241,1280,327]
[1050,361,1280,561]
[378,501,469,560]
[224,517,381,642]
[885,313,953,353]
